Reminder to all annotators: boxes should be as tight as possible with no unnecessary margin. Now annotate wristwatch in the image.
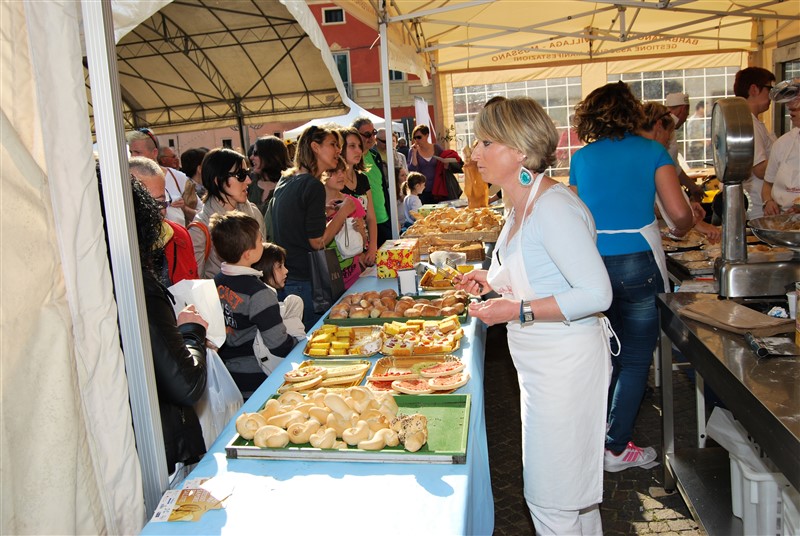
[520,300,534,324]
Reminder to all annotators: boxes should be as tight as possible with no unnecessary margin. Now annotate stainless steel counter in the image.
[657,293,800,533]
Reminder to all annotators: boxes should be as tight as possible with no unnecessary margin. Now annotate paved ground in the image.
[484,324,704,535]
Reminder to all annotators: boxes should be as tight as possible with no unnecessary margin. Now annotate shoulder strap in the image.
[165,168,182,192]
[187,220,211,261]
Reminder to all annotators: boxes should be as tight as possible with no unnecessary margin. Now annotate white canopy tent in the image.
[1,0,348,534]
[283,98,405,139]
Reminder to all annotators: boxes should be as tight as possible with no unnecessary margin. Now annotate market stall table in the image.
[140,274,494,535]
[658,292,800,534]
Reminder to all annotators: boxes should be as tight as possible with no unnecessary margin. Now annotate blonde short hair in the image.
[473,96,558,173]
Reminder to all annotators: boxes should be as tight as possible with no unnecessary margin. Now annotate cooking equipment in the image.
[712,98,800,297]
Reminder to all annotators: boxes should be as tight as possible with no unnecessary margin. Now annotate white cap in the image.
[665,93,690,107]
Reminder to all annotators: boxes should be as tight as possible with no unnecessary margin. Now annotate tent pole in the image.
[82,0,167,516]
[379,2,399,239]
[235,99,248,152]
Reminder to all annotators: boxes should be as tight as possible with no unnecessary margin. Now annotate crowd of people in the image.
[121,65,795,531]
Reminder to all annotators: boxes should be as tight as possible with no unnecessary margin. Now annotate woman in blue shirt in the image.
[570,82,693,473]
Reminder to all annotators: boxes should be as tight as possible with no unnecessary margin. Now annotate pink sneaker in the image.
[604,442,657,472]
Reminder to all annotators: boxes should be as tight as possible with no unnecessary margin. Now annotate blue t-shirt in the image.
[569,133,674,256]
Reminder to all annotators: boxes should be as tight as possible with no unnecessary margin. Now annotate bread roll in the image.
[430,298,443,307]
[350,307,369,318]
[329,309,349,319]
[395,301,413,314]
[420,305,440,317]
[380,296,396,308]
[440,306,458,317]
[442,295,458,307]
[403,307,422,318]
[452,302,466,314]
[416,298,431,305]
[363,291,380,300]
[380,310,398,318]
[379,289,398,299]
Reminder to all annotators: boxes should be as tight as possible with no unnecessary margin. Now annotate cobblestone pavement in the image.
[485,324,704,536]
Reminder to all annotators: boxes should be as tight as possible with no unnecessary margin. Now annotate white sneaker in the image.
[604,442,657,472]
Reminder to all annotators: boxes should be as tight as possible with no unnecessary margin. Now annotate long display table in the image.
[140,274,494,535]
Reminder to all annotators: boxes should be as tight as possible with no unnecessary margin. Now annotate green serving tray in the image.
[225,394,471,464]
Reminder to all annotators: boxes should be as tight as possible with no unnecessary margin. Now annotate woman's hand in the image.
[694,221,721,243]
[362,245,377,266]
[468,298,518,326]
[176,304,208,329]
[453,269,491,295]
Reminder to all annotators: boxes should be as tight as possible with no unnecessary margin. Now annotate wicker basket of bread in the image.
[404,207,503,243]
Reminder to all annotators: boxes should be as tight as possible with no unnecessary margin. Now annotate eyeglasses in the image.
[760,84,775,91]
[137,127,159,149]
[228,168,250,182]
[413,135,424,140]
[156,189,172,209]
[360,129,378,139]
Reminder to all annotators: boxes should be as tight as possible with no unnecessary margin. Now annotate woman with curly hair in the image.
[569,81,693,472]
[130,177,209,481]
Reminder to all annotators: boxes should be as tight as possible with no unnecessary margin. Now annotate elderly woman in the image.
[570,82,693,473]
[455,96,613,534]
[270,125,357,330]
[130,176,208,481]
[188,148,266,279]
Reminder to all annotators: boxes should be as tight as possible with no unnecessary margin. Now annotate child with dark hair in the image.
[401,171,427,228]
[251,242,306,354]
[210,211,297,399]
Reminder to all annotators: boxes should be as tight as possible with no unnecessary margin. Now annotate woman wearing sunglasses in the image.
[189,147,266,278]
[270,125,355,330]
[408,124,463,205]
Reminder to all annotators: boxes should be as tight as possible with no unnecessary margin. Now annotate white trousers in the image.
[528,503,602,536]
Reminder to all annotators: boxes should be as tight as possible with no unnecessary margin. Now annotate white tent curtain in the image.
[1,1,144,533]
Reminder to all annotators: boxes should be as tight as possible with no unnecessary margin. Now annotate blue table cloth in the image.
[141,274,494,535]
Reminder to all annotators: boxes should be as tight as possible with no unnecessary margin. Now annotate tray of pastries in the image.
[277,359,371,393]
[326,289,470,325]
[381,316,463,356]
[365,355,469,395]
[303,325,382,357]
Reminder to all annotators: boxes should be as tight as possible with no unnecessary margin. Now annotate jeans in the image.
[278,278,320,332]
[603,250,663,453]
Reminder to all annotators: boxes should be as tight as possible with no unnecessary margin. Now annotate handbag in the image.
[193,348,243,450]
[334,217,364,259]
[182,179,198,210]
[308,248,344,314]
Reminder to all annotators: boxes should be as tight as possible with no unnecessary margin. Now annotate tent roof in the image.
[283,98,404,139]
[87,0,349,135]
[337,0,799,75]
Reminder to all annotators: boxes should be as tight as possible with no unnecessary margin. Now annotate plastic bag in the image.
[168,279,226,348]
[194,348,242,450]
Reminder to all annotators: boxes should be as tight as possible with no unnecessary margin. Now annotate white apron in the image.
[598,219,669,292]
[488,175,613,509]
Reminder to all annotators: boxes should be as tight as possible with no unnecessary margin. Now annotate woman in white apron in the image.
[569,82,694,473]
[456,96,615,535]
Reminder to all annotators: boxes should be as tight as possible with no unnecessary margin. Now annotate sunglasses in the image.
[228,168,250,182]
[137,127,159,149]
[413,135,425,140]
[360,129,378,139]
[376,138,387,143]
[760,84,775,91]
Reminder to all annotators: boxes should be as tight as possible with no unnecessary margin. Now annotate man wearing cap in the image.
[665,92,705,202]
[733,67,777,219]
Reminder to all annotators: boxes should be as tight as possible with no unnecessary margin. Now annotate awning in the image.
[338,0,798,75]
[87,0,350,135]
